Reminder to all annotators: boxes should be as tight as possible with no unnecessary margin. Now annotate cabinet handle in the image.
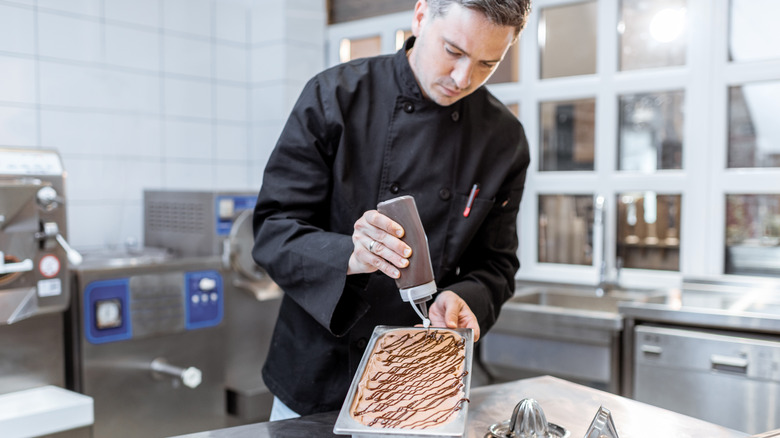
[640,345,663,356]
[711,354,748,375]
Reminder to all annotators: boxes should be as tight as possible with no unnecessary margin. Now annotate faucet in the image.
[594,195,621,296]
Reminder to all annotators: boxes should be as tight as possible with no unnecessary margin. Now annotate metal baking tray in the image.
[333,325,474,438]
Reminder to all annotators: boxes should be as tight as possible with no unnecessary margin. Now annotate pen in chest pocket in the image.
[462,183,480,217]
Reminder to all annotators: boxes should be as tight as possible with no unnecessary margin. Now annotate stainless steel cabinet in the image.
[634,324,780,434]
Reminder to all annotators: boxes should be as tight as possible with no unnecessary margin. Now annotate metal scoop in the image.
[488,398,570,438]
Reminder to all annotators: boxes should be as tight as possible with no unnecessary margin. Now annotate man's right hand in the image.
[347,210,412,278]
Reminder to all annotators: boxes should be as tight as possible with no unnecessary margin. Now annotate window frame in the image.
[326,0,780,288]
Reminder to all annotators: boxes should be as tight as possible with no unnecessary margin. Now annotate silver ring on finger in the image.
[368,240,376,253]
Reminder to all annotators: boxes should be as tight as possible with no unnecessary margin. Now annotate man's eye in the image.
[445,47,460,56]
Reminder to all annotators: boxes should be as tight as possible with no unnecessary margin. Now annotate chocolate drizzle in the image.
[351,329,469,429]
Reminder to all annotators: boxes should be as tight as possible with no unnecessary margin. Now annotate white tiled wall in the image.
[0,0,325,250]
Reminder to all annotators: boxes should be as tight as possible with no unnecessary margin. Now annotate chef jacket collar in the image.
[397,37,425,101]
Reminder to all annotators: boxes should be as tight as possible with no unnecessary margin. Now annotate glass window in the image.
[616,192,681,271]
[726,194,780,276]
[539,1,597,79]
[339,35,381,63]
[395,29,413,51]
[618,90,684,171]
[728,82,780,168]
[539,98,596,171]
[619,0,687,71]
[729,0,780,62]
[539,194,594,265]
[487,42,520,85]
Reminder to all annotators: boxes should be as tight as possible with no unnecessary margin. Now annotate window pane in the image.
[539,98,596,171]
[619,0,687,71]
[539,1,597,79]
[726,194,780,276]
[539,194,594,265]
[395,29,413,51]
[487,41,520,84]
[728,82,780,168]
[339,35,381,63]
[618,90,684,171]
[617,192,681,271]
[729,0,780,62]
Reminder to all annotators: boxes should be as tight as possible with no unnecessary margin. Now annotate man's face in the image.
[409,0,516,107]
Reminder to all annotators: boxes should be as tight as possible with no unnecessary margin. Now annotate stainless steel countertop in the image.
[619,285,780,335]
[173,376,748,438]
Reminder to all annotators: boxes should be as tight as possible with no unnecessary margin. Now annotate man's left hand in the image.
[428,291,481,341]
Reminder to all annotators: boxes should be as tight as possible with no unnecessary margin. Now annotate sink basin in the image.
[508,286,666,314]
[482,283,668,392]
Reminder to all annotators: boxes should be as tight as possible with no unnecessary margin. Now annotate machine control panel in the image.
[215,195,256,236]
[84,269,223,344]
[185,270,223,330]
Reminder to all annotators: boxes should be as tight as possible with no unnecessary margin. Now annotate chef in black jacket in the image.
[252,0,532,419]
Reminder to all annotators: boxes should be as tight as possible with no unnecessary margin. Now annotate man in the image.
[252,0,531,420]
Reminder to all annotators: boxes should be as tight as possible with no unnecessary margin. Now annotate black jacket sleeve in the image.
[252,77,369,337]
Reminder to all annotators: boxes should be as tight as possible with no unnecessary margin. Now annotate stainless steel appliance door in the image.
[81,328,225,438]
[634,324,780,434]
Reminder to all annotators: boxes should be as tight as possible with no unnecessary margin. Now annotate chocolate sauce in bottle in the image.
[377,195,435,326]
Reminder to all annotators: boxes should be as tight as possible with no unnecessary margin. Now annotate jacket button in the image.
[356,338,368,349]
[451,111,459,122]
[390,183,400,194]
[439,188,451,200]
[403,102,414,113]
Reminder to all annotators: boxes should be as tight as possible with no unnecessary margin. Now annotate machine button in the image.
[200,293,209,304]
[192,294,200,304]
[199,277,217,291]
[210,292,218,302]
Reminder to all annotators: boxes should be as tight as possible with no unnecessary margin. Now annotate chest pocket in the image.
[441,192,495,269]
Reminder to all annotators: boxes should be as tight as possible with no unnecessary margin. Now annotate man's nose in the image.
[451,58,473,90]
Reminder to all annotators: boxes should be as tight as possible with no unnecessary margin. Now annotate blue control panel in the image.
[184,270,223,330]
[84,269,223,344]
[215,194,256,236]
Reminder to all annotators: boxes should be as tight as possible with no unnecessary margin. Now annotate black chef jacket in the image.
[252,37,530,416]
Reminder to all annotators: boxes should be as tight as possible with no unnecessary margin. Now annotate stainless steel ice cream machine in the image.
[62,189,282,437]
[67,252,229,438]
[144,190,283,425]
[0,147,93,437]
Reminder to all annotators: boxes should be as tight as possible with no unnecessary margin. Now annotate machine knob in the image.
[150,358,203,389]
[198,277,217,291]
[36,186,64,210]
[180,367,203,389]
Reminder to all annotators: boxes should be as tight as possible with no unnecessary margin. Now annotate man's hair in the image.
[427,0,531,36]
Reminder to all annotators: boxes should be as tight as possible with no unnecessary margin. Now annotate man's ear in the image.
[411,0,427,37]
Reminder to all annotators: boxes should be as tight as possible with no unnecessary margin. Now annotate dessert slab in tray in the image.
[333,325,474,438]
